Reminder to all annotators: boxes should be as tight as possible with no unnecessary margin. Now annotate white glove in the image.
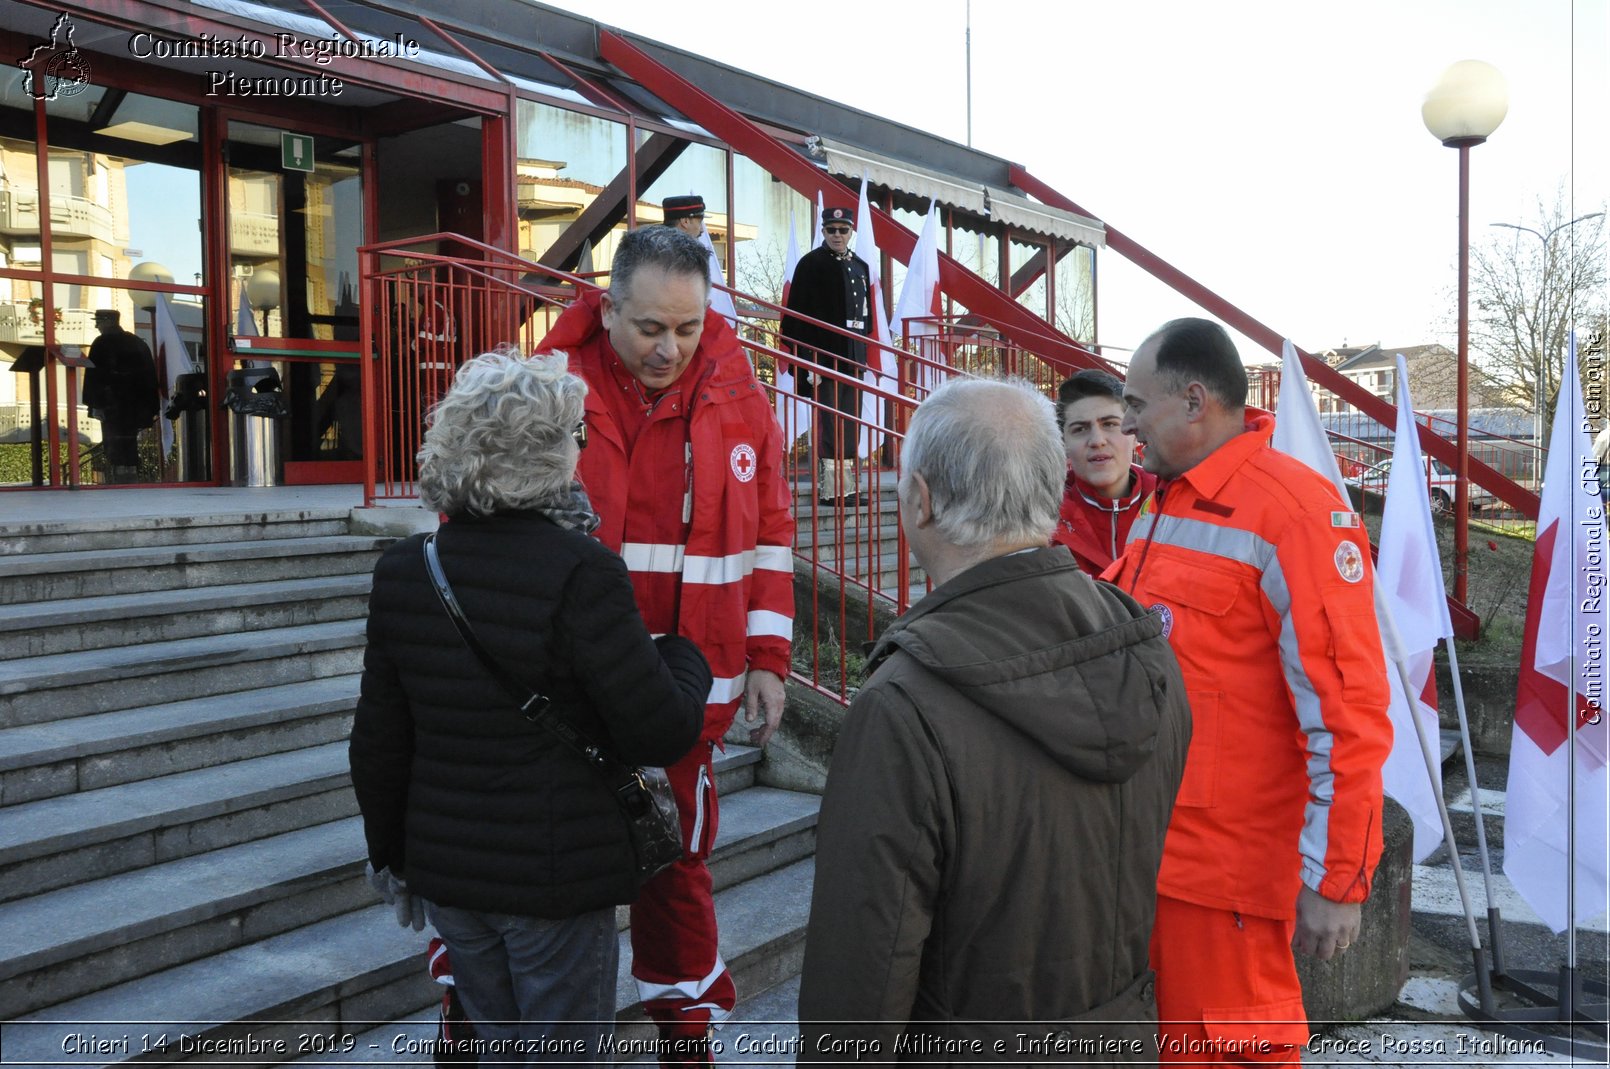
[366,863,426,932]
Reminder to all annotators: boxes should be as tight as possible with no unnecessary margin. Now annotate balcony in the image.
[230,211,280,258]
[47,194,117,244]
[0,189,42,236]
[0,303,95,347]
[0,402,100,446]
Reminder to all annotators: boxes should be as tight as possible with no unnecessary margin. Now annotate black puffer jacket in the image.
[350,511,710,917]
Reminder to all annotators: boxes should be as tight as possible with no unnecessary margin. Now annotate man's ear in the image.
[1182,381,1210,422]
[911,472,935,529]
[600,292,616,327]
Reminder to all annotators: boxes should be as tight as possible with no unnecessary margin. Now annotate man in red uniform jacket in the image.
[1053,369,1157,576]
[538,226,793,1065]
[1106,318,1392,1066]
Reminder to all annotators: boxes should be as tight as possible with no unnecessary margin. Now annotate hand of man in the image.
[1293,885,1360,960]
[366,863,426,932]
[742,668,787,747]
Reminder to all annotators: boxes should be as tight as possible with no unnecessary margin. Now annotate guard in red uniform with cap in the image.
[538,225,793,1066]
[1105,318,1393,1066]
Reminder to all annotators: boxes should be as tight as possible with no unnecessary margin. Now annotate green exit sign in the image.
[281,133,314,173]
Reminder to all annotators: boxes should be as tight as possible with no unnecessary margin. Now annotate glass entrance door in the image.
[224,122,364,484]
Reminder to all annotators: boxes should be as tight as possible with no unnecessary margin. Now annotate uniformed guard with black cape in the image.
[781,205,871,506]
[83,309,160,483]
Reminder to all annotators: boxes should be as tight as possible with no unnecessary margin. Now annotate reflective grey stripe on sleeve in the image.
[1260,551,1337,891]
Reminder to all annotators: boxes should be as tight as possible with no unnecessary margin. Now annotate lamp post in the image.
[127,261,173,347]
[1489,213,1605,463]
[247,268,281,336]
[1423,59,1507,607]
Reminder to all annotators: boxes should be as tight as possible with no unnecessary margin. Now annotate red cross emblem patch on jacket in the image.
[730,443,757,483]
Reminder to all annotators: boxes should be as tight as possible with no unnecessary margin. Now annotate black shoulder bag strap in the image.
[422,533,625,785]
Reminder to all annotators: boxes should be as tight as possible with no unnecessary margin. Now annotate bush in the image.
[0,443,95,485]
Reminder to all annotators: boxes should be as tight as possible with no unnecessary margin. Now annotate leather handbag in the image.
[422,534,683,885]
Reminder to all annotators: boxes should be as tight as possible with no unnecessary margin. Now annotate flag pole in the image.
[1441,636,1507,982]
[1378,602,1493,1009]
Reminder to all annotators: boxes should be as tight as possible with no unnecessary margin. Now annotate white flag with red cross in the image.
[1504,333,1610,933]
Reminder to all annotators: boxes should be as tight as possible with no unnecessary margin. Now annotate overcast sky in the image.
[540,0,1607,365]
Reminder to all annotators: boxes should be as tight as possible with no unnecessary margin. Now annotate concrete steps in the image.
[0,502,824,1067]
[0,508,352,556]
[0,619,367,726]
[4,857,817,1069]
[0,675,360,806]
[0,574,374,660]
[0,785,817,1064]
[0,742,356,904]
[0,534,390,605]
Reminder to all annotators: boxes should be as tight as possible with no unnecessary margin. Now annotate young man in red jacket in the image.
[1053,369,1157,576]
[537,227,794,1064]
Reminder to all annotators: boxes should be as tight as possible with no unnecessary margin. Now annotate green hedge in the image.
[0,442,92,485]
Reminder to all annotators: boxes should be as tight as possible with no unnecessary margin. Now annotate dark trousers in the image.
[814,358,864,461]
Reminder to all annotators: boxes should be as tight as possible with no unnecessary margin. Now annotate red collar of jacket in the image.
[1066,465,1156,513]
[1163,411,1276,500]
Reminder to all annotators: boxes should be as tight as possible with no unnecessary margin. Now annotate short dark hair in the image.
[610,226,710,303]
[1056,369,1124,429]
[1149,318,1247,409]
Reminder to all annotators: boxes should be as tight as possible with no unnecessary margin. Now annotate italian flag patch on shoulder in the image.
[1331,511,1361,528]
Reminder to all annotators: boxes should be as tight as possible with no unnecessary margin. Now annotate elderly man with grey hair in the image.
[799,377,1191,1065]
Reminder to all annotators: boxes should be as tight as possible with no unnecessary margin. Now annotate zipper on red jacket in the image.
[682,442,693,524]
[1127,482,1169,596]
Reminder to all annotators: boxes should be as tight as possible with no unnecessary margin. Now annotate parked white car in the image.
[1344,456,1497,513]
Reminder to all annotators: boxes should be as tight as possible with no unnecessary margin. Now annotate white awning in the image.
[805,136,1105,248]
[983,188,1105,248]
[805,136,988,215]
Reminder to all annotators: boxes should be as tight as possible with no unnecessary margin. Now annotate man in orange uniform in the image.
[1106,318,1392,1065]
[538,226,794,1064]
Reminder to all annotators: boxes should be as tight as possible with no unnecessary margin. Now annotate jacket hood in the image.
[866,546,1171,783]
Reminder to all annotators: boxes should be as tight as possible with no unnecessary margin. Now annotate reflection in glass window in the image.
[952,227,999,288]
[733,156,811,310]
[0,134,44,282]
[1011,237,1047,323]
[229,165,283,335]
[641,138,728,271]
[304,164,361,339]
[43,88,202,288]
[1056,246,1096,344]
[515,100,627,268]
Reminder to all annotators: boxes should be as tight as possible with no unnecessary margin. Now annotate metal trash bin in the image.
[165,371,211,483]
[223,366,288,487]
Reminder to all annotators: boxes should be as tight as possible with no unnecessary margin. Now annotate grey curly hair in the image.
[416,348,587,517]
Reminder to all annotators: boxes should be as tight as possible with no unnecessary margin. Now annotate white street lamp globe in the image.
[1422,60,1508,145]
[128,261,173,310]
[247,268,282,311]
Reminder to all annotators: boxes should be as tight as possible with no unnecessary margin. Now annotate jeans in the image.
[426,901,619,1066]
